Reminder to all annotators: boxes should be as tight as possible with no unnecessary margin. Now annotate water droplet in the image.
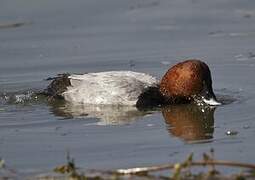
[225,130,238,136]
[243,125,250,129]
[147,124,154,127]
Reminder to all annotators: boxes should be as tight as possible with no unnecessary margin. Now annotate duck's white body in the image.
[62,71,158,105]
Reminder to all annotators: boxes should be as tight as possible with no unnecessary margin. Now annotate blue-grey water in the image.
[1,0,255,178]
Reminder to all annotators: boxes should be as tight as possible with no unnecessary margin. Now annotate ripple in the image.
[215,88,243,105]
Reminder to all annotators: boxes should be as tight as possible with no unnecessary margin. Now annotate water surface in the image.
[1,0,255,177]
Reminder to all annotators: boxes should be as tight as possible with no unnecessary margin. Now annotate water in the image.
[1,0,255,177]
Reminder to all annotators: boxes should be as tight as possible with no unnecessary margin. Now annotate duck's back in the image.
[62,71,158,105]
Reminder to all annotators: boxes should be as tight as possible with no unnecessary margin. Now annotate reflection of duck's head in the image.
[159,60,220,106]
[162,104,215,142]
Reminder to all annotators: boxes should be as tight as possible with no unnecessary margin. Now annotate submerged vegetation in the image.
[32,149,255,180]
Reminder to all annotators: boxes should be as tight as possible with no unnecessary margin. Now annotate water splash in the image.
[0,90,43,105]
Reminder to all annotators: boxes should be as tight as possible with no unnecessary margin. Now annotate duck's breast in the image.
[62,71,158,105]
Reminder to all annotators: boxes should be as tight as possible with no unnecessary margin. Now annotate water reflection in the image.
[49,100,216,142]
[162,104,215,142]
[49,100,151,125]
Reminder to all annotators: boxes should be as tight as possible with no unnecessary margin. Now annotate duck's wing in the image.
[63,71,158,105]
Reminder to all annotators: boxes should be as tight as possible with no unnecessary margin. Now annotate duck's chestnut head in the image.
[159,59,220,105]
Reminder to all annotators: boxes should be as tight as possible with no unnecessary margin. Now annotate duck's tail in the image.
[40,73,71,99]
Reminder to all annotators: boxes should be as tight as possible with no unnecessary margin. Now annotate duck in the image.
[43,59,221,109]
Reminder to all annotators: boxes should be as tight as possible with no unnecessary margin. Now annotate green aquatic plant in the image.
[0,158,5,169]
[53,152,87,180]
[171,153,193,179]
[35,149,255,179]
